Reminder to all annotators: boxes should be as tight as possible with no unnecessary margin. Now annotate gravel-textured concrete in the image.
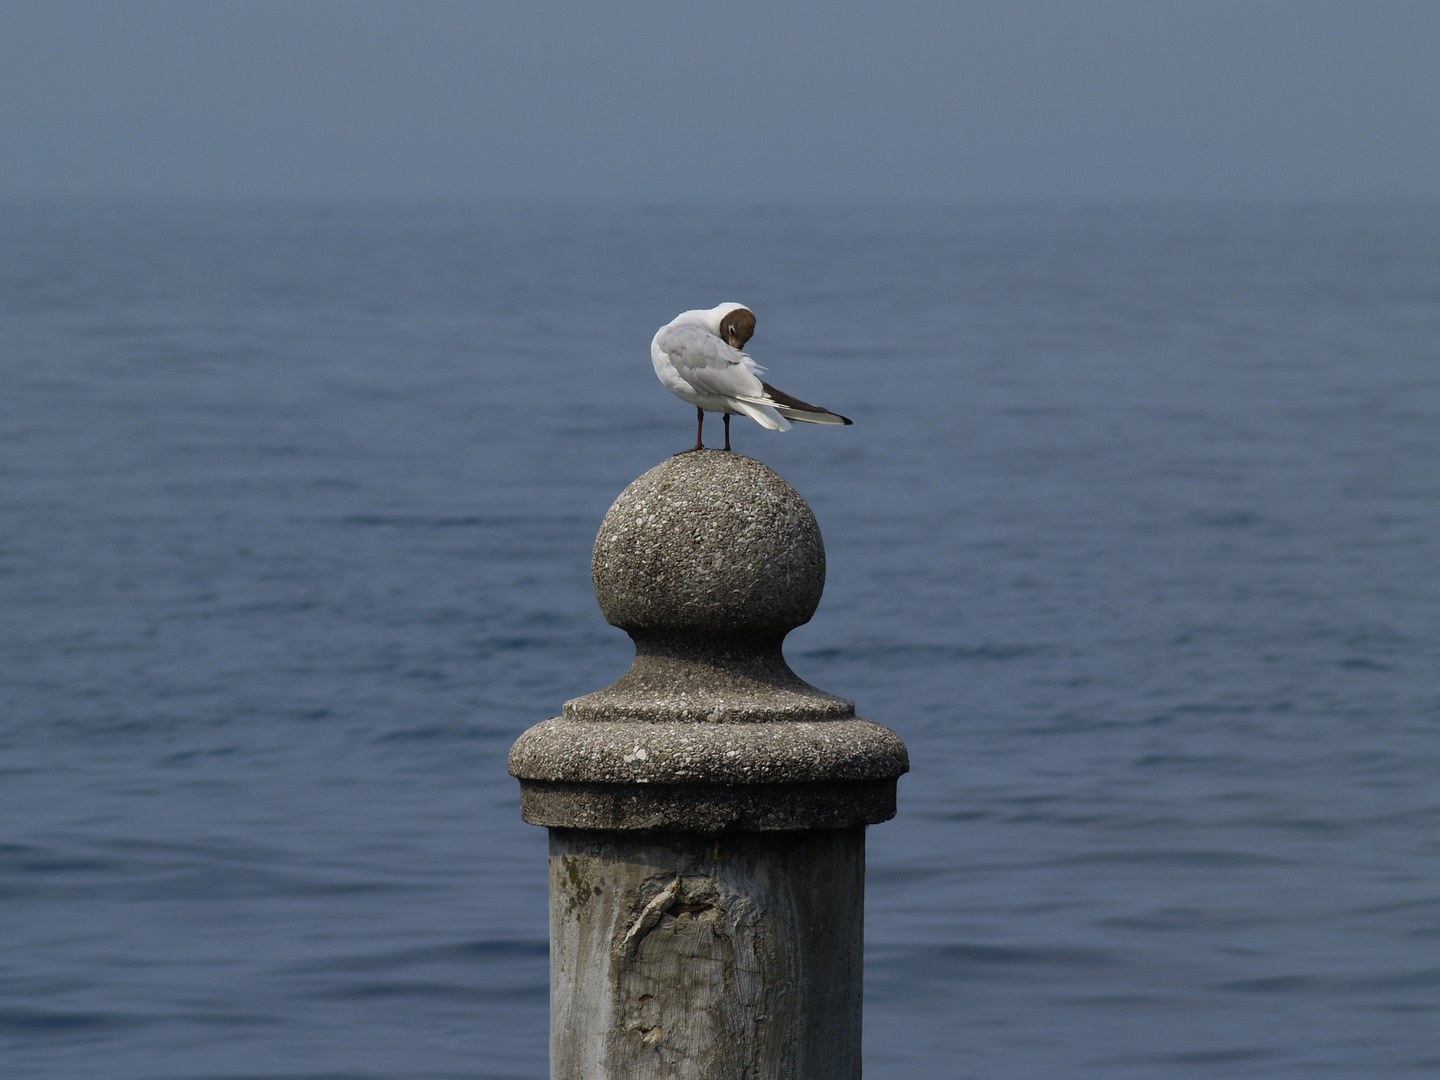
[559,645,856,724]
[509,451,907,1078]
[590,450,825,638]
[508,450,908,833]
[511,717,908,785]
[520,780,900,833]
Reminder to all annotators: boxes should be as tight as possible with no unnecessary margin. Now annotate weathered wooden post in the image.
[509,451,908,1079]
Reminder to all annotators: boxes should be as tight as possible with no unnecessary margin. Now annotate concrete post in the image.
[509,450,908,1080]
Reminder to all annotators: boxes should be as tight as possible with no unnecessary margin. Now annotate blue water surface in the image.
[2,201,1439,1078]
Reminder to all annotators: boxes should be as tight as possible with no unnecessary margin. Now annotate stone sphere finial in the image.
[592,451,825,639]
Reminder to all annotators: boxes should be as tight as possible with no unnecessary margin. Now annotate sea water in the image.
[3,201,1438,1078]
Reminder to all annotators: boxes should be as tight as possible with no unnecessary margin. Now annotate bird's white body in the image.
[651,303,793,431]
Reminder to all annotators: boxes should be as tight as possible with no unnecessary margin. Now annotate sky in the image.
[2,1,1438,202]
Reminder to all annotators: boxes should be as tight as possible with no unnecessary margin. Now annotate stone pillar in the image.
[509,450,908,1080]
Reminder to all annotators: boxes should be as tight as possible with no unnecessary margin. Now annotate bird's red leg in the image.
[723,412,732,452]
[675,406,706,455]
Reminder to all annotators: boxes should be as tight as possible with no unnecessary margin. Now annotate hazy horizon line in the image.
[4,193,1439,209]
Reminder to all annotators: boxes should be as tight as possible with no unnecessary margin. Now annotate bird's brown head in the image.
[721,307,756,349]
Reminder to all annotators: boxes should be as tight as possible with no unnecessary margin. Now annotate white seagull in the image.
[651,302,852,453]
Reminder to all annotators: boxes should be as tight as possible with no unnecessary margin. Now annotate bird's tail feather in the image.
[730,400,792,431]
[742,381,854,426]
[773,406,851,425]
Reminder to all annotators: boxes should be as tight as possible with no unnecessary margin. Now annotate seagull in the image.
[651,302,852,453]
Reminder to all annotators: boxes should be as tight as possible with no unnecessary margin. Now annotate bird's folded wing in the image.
[656,324,766,399]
